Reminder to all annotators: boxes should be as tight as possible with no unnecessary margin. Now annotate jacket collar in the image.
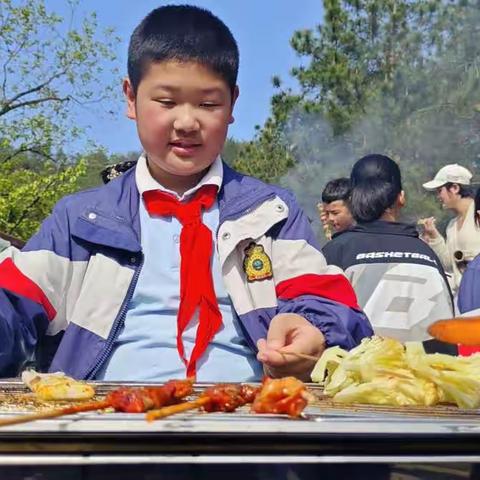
[218,163,276,223]
[344,220,419,238]
[71,162,280,252]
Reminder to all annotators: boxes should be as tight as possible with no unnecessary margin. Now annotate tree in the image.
[0,0,120,239]
[234,0,480,240]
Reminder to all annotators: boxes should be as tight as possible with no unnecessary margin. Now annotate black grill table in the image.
[0,380,478,479]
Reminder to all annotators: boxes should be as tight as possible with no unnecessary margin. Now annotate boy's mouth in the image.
[169,141,202,157]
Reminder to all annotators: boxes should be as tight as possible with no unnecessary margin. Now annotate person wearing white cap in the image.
[420,163,480,293]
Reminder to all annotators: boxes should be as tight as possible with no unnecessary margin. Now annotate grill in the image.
[0,380,480,480]
[0,379,479,461]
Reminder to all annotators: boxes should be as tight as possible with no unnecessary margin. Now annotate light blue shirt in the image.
[96,156,262,382]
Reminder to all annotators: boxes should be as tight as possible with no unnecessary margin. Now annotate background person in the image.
[421,164,480,294]
[323,154,454,343]
[457,188,480,315]
[318,178,354,241]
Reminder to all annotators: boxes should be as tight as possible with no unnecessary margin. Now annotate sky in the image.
[45,0,324,155]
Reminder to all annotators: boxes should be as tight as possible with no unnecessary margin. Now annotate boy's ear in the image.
[123,78,136,120]
[229,86,239,124]
[398,190,406,208]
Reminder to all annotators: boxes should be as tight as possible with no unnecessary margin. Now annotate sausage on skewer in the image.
[146,378,311,421]
[0,378,194,427]
[146,383,259,421]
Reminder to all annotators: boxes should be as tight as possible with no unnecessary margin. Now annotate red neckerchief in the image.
[143,184,222,378]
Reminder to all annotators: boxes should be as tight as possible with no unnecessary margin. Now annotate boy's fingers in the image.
[257,337,294,366]
[266,315,293,345]
[258,349,297,367]
[256,338,267,351]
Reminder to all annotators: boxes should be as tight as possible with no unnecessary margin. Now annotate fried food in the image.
[21,370,95,401]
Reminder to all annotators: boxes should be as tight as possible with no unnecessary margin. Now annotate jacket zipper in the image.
[85,194,276,379]
[85,253,144,379]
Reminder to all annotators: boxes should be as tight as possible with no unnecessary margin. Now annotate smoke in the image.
[279,51,480,244]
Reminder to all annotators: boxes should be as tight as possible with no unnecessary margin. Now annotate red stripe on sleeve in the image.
[276,273,360,310]
[458,345,480,356]
[0,258,56,321]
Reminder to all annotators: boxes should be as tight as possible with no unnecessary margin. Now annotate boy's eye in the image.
[155,99,175,107]
[200,102,220,108]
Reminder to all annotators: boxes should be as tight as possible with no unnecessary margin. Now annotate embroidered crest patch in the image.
[243,242,273,282]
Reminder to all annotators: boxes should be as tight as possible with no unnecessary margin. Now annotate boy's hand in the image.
[256,313,326,381]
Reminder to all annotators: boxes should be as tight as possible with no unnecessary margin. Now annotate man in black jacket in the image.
[323,154,454,343]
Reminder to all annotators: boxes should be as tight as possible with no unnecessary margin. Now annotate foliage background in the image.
[1,0,480,243]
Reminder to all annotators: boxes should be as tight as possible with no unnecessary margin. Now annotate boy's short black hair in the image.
[321,178,351,204]
[350,154,402,223]
[128,5,239,96]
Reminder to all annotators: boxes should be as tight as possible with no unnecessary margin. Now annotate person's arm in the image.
[257,193,372,379]
[422,217,452,271]
[0,199,73,376]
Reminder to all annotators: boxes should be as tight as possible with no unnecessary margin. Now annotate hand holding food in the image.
[257,313,326,381]
[418,217,440,241]
[317,202,332,240]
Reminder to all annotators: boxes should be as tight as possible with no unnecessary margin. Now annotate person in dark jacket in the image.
[323,154,454,343]
[458,188,480,315]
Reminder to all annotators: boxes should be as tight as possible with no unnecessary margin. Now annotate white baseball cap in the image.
[422,164,473,191]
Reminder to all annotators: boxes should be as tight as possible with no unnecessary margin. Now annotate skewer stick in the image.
[277,349,320,362]
[0,400,111,428]
[146,396,209,422]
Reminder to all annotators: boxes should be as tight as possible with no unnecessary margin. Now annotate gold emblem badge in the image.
[243,242,273,282]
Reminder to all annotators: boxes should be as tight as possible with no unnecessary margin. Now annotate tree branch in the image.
[1,69,67,114]
[0,95,70,116]
[1,38,29,100]
[0,146,57,165]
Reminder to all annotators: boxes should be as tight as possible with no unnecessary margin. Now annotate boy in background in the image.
[318,177,354,240]
[0,5,371,381]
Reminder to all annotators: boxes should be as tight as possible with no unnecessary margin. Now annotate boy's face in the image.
[124,60,238,184]
[323,200,354,232]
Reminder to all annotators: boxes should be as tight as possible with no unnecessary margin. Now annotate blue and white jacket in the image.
[0,163,372,379]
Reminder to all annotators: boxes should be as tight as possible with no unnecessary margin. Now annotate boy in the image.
[318,177,354,240]
[0,5,371,381]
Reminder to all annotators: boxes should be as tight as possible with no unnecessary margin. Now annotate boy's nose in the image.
[173,107,199,133]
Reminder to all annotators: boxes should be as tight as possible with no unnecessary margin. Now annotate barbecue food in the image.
[106,380,194,413]
[251,377,310,417]
[202,383,259,412]
[0,379,194,427]
[311,336,480,409]
[146,383,260,421]
[147,379,311,421]
[428,316,480,346]
[21,370,95,401]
